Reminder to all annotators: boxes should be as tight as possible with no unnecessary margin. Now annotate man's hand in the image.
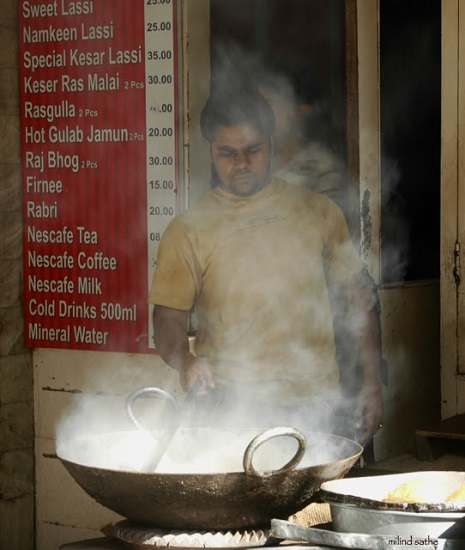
[354,383,384,446]
[153,305,216,395]
[180,356,215,395]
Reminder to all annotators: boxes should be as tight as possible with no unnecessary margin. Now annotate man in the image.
[148,87,383,445]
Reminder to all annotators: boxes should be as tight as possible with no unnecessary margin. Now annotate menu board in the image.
[19,0,181,353]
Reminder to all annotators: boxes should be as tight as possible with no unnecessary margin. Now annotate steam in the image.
[54,349,361,474]
[55,366,358,474]
[193,43,380,438]
[55,353,180,468]
[57,42,396,476]
[56,386,359,474]
[54,42,378,482]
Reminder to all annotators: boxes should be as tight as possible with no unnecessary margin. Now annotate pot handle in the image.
[243,426,307,478]
[126,386,178,431]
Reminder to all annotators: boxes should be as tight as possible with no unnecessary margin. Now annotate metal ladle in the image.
[126,382,199,471]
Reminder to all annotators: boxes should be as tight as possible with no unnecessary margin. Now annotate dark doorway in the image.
[380,0,441,282]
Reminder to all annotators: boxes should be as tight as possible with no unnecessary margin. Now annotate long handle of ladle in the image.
[146,380,201,471]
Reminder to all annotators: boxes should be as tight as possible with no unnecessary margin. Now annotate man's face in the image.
[210,124,272,197]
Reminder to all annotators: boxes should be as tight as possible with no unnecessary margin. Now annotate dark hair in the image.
[200,87,275,142]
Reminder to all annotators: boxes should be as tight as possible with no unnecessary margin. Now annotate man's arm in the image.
[338,270,384,445]
[153,305,214,393]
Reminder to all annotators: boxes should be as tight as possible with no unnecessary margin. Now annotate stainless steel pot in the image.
[320,471,465,539]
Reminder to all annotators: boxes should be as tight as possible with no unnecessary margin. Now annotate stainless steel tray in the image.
[328,501,465,539]
[271,518,465,549]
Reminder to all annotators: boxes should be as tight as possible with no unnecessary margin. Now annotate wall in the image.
[0,0,35,549]
[377,282,441,458]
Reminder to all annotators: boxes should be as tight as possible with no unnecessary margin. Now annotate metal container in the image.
[320,471,465,539]
[57,428,362,530]
[329,503,465,539]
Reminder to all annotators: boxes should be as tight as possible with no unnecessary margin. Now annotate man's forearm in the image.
[153,305,215,393]
[341,271,383,391]
[153,305,194,373]
[358,307,383,390]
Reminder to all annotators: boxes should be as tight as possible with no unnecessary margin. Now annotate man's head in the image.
[201,87,275,142]
[200,89,275,196]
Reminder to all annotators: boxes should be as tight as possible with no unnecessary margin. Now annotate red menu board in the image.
[19,0,180,353]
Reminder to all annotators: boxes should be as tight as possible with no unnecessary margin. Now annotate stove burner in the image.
[111,521,270,549]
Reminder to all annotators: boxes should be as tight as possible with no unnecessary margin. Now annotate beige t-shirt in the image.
[148,180,363,404]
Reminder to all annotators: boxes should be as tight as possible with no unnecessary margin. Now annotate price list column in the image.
[19,0,180,353]
[145,0,180,348]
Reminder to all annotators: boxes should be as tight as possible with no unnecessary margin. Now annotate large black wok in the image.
[57,427,362,530]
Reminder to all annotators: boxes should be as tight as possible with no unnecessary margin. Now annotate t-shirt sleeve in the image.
[147,220,200,310]
[321,198,364,281]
